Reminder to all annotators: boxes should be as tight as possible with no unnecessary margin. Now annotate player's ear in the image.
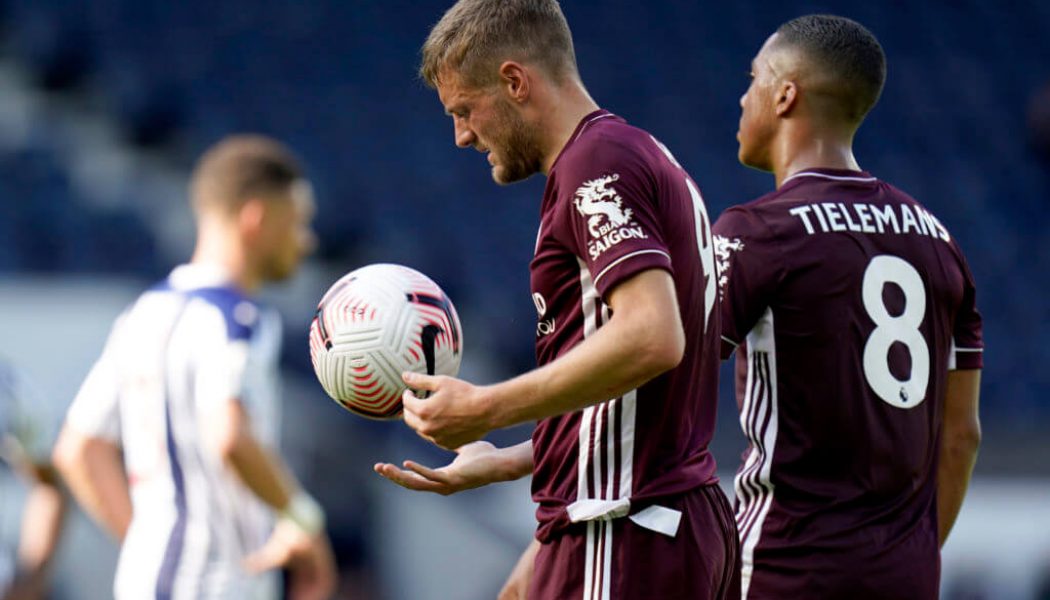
[775,80,798,117]
[498,61,530,103]
[238,197,267,236]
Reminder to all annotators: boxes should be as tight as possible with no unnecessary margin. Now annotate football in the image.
[309,264,463,419]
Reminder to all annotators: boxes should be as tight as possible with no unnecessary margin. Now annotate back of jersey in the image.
[67,264,282,600]
[714,169,983,598]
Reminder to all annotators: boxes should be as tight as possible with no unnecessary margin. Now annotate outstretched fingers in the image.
[373,462,447,493]
[402,460,451,483]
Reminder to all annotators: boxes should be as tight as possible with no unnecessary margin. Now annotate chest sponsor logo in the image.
[533,292,556,337]
[573,174,648,259]
[713,235,744,298]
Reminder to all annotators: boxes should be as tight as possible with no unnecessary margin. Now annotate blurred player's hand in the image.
[244,519,336,600]
[373,440,508,495]
[400,372,494,449]
[499,539,539,600]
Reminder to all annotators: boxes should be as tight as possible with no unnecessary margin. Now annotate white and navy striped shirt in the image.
[65,264,282,600]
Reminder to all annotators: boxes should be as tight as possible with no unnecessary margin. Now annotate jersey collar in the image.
[548,109,618,174]
[168,263,235,291]
[781,168,877,188]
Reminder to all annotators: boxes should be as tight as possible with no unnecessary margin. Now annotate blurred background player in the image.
[375,1,739,598]
[713,15,983,599]
[0,359,67,600]
[51,135,336,600]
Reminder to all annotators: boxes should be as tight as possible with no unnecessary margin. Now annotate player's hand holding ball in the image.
[399,371,496,450]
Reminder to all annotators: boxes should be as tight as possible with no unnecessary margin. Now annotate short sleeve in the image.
[560,142,674,298]
[188,294,283,438]
[66,342,122,443]
[948,251,983,370]
[712,206,784,359]
[193,303,255,414]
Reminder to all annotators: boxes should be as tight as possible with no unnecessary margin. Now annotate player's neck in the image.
[774,125,861,188]
[540,82,600,175]
[190,228,261,293]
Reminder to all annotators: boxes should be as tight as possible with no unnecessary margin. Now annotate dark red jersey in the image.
[529,110,722,543]
[713,168,984,599]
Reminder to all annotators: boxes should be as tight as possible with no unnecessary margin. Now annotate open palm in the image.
[373,441,510,495]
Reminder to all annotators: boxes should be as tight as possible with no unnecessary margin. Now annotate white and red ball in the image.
[309,264,463,419]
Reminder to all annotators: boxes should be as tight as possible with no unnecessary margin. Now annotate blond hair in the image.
[420,0,579,88]
[190,135,302,216]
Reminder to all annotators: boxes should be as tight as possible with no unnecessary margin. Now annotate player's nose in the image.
[454,122,475,148]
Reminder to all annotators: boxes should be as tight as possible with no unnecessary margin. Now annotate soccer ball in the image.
[309,264,463,419]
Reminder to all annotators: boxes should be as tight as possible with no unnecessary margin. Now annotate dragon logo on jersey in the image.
[573,174,648,259]
[714,235,745,298]
[574,174,633,237]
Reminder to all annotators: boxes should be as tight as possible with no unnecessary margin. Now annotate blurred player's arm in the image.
[0,367,68,599]
[210,397,301,512]
[52,427,131,542]
[207,398,335,600]
[1,435,67,600]
[403,268,683,448]
[13,468,66,600]
[53,326,132,542]
[937,368,981,547]
[374,439,533,494]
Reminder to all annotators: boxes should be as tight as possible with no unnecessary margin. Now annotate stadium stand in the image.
[0,0,1045,426]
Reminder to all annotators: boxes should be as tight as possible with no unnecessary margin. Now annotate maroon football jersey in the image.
[713,169,984,599]
[529,110,722,542]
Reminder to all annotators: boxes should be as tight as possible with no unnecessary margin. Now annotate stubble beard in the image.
[489,100,544,185]
[260,250,299,283]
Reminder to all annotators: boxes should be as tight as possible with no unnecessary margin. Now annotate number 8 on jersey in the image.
[861,255,930,408]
